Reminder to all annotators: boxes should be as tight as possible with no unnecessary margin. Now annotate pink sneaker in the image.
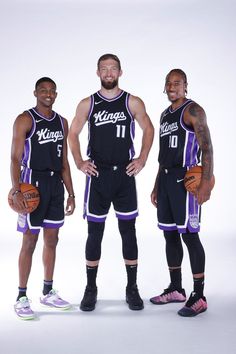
[14,296,35,320]
[178,291,207,317]
[40,289,71,309]
[150,288,186,304]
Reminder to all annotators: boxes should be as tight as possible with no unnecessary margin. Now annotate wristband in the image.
[68,194,75,198]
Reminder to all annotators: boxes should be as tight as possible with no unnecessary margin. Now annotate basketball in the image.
[8,183,40,213]
[184,166,215,194]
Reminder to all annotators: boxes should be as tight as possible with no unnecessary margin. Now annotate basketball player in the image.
[150,69,214,317]
[69,54,154,311]
[11,77,75,319]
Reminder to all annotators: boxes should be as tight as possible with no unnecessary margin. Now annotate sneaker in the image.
[40,289,71,309]
[80,286,97,311]
[178,291,207,317]
[126,285,144,310]
[14,296,35,320]
[150,287,186,305]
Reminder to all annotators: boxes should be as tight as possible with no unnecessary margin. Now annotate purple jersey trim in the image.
[31,107,57,121]
[87,95,94,157]
[97,90,124,102]
[125,93,135,160]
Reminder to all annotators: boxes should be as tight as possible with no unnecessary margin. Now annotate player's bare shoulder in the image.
[14,111,33,132]
[184,101,206,126]
[128,94,146,117]
[74,96,91,121]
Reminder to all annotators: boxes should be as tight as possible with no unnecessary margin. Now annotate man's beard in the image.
[101,79,118,90]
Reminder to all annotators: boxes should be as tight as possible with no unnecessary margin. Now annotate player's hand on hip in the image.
[79,160,98,177]
[126,158,145,177]
[151,190,157,208]
[65,196,76,216]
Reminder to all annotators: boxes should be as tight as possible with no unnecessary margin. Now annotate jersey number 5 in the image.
[57,144,62,157]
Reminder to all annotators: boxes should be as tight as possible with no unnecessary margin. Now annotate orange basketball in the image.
[184,166,215,194]
[8,183,40,213]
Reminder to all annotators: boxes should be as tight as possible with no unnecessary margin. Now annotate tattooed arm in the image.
[184,102,214,205]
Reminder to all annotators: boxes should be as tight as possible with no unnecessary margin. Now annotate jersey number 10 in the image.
[169,135,178,148]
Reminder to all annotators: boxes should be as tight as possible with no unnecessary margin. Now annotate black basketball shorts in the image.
[157,167,201,233]
[17,168,65,234]
[83,165,138,222]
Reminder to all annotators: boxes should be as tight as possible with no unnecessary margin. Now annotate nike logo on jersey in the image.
[35,119,44,123]
[94,100,103,105]
[93,110,127,126]
[36,128,64,144]
[177,179,184,183]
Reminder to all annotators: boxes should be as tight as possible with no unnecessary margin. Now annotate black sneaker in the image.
[178,291,207,317]
[80,286,97,311]
[126,285,144,310]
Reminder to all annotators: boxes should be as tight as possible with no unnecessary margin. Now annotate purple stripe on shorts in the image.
[83,176,91,219]
[116,212,138,220]
[187,193,200,232]
[17,213,40,234]
[87,215,106,222]
[158,223,177,231]
[42,221,64,229]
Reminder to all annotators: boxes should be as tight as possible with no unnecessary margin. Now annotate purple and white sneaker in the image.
[40,289,71,309]
[150,287,186,305]
[178,291,207,317]
[14,296,35,320]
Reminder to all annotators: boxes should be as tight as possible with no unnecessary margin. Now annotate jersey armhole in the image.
[26,110,36,139]
[88,95,94,121]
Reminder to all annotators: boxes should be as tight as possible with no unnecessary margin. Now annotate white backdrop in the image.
[0,1,236,353]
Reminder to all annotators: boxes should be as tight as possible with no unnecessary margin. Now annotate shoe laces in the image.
[47,289,61,300]
[17,296,31,309]
[186,291,201,307]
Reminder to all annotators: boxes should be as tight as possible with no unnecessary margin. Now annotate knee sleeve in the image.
[164,230,183,267]
[85,221,105,261]
[182,232,205,274]
[118,219,138,260]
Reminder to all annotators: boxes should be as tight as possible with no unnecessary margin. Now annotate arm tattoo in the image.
[190,103,214,180]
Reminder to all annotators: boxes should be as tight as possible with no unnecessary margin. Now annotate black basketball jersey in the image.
[158,99,201,168]
[87,91,135,165]
[21,108,64,171]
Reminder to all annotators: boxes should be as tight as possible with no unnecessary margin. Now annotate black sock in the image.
[169,268,182,290]
[86,265,98,288]
[17,287,27,301]
[126,264,137,289]
[43,280,53,295]
[193,276,205,297]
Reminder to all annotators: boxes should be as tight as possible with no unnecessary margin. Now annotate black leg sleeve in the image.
[164,230,183,267]
[118,219,138,260]
[85,221,105,261]
[182,232,205,274]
